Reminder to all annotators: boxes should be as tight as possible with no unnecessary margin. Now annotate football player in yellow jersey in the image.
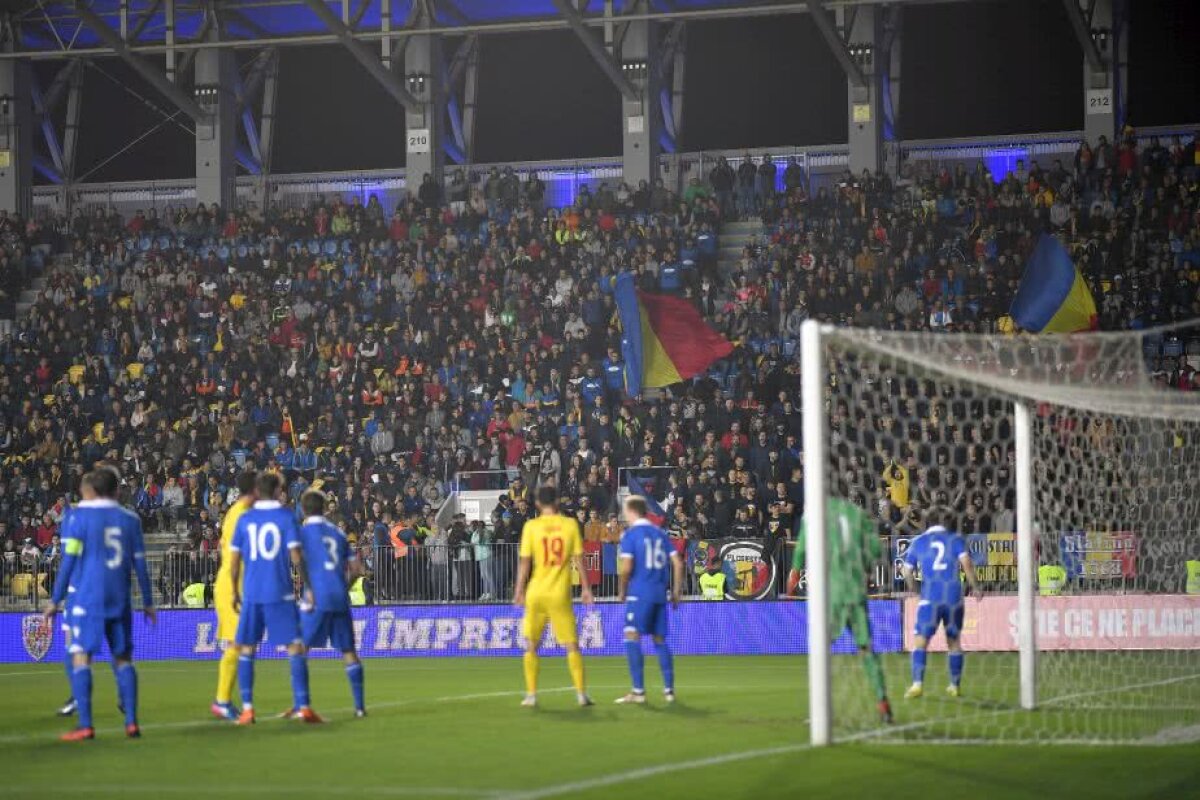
[210,470,257,721]
[513,486,594,708]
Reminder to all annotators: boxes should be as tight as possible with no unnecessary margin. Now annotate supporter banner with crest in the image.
[0,601,903,663]
[1060,531,1139,579]
[892,532,1018,589]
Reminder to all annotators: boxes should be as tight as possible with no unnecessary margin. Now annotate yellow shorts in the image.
[213,582,239,646]
[522,594,577,646]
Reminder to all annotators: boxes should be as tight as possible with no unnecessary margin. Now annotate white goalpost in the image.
[801,319,1200,746]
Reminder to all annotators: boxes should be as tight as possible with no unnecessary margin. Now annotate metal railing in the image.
[0,560,55,610]
[0,537,892,614]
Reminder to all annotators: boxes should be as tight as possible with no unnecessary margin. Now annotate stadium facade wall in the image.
[1,600,903,664]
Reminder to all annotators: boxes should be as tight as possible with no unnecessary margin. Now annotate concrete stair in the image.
[14,275,46,319]
[717,217,763,277]
[2,251,73,336]
[145,523,191,557]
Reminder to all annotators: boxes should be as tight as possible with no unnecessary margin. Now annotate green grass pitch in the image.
[1,654,1198,799]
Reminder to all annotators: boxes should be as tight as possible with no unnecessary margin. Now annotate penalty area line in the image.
[501,672,1200,799]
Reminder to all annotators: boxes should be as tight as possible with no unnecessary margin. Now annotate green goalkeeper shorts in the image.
[831,601,872,650]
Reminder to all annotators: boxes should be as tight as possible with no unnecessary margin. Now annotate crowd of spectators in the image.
[0,125,1197,605]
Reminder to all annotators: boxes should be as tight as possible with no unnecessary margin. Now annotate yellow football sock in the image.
[523,651,540,695]
[216,646,239,704]
[567,650,585,693]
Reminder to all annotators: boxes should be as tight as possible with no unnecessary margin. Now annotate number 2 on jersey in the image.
[930,540,948,571]
[541,536,565,566]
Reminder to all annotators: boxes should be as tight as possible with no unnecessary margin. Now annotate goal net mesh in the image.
[815,325,1200,744]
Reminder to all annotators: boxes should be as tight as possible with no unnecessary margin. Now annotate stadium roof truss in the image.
[5,1,932,56]
[0,0,1129,216]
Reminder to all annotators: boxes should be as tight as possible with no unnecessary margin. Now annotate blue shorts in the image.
[236,601,301,647]
[69,608,133,658]
[302,608,356,652]
[624,598,668,639]
[914,600,965,640]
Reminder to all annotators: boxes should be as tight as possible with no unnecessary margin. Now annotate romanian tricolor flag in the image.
[614,273,734,395]
[1009,235,1099,333]
[627,475,667,526]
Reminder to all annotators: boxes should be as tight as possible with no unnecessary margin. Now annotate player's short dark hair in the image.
[926,505,959,531]
[237,469,258,496]
[255,471,282,500]
[301,489,326,518]
[624,495,649,519]
[535,485,558,508]
[88,466,120,498]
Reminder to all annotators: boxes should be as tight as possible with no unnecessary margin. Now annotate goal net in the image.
[800,321,1200,745]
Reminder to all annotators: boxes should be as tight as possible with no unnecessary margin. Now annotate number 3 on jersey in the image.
[541,536,565,566]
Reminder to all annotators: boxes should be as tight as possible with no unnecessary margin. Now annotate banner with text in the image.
[1060,531,1139,580]
[903,594,1200,652]
[892,532,1018,589]
[1,600,903,664]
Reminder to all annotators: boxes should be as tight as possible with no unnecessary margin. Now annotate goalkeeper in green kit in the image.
[786,495,893,724]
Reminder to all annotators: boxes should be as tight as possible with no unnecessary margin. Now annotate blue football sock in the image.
[346,662,365,711]
[912,648,927,684]
[949,652,964,687]
[653,640,675,693]
[63,649,73,700]
[237,655,255,709]
[289,654,311,709]
[71,665,93,729]
[624,639,645,693]
[115,663,138,726]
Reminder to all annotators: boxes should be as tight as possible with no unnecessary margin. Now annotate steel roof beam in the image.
[72,0,208,120]
[129,0,164,42]
[1061,0,1104,73]
[9,1,986,61]
[807,0,865,88]
[300,0,422,113]
[551,0,638,101]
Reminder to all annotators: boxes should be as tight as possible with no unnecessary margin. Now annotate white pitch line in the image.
[494,719,924,800]
[498,671,1200,800]
[865,737,1189,748]
[1041,672,1200,707]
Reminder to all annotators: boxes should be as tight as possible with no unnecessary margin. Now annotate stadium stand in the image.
[1,126,1198,607]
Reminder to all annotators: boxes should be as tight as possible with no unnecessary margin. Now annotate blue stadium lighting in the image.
[985,147,1029,182]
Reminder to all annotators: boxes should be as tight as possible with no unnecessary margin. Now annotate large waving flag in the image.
[1010,235,1098,333]
[613,273,734,394]
[627,475,667,526]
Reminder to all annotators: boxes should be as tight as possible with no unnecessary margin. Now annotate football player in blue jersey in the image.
[614,496,684,705]
[901,514,983,700]
[45,466,155,741]
[297,489,366,717]
[227,471,322,725]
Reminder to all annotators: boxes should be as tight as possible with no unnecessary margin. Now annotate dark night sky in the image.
[32,0,1200,183]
